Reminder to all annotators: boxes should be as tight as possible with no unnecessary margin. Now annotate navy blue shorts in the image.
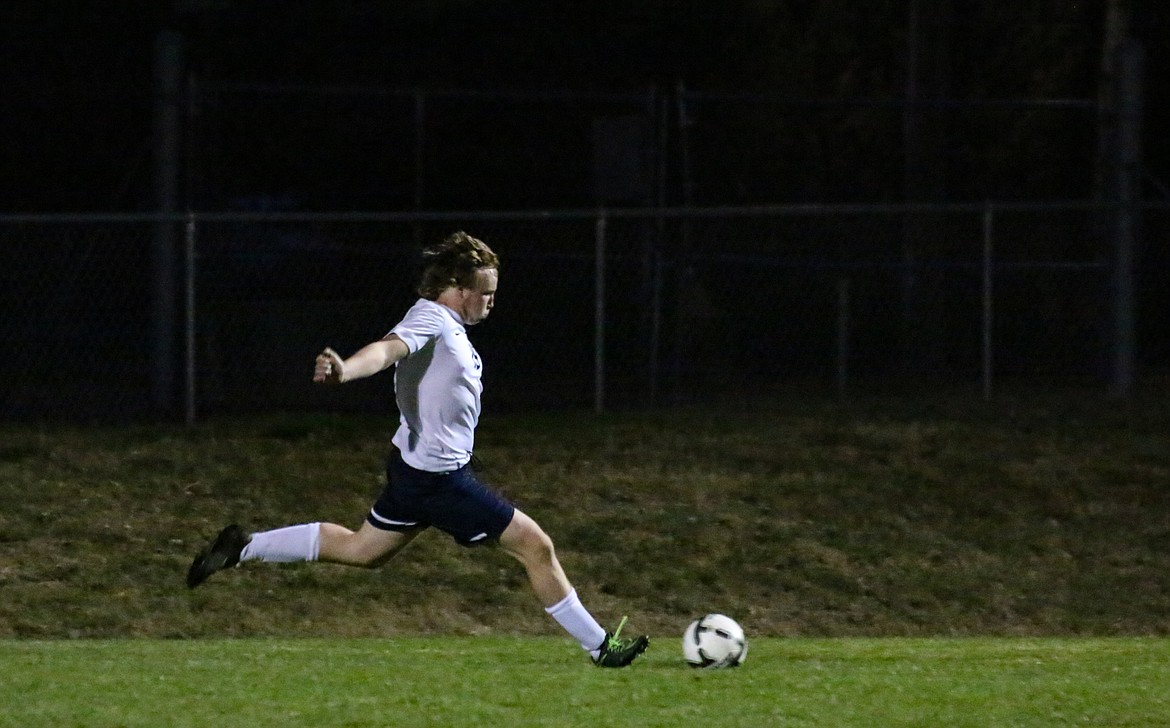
[366,453,516,547]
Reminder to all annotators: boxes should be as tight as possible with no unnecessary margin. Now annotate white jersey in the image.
[389,298,483,472]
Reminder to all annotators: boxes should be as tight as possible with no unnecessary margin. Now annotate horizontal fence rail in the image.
[0,202,1164,422]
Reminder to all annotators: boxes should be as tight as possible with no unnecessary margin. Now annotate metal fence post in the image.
[153,32,183,416]
[184,212,197,425]
[594,212,607,414]
[1110,39,1142,399]
[836,277,850,400]
[647,215,663,407]
[982,203,994,401]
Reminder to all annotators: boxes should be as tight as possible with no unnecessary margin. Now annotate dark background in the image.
[2,1,1167,421]
[3,0,1168,212]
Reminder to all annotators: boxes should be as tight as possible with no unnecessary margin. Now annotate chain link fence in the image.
[675,90,1099,204]
[184,83,1102,212]
[192,85,659,211]
[1,203,1163,422]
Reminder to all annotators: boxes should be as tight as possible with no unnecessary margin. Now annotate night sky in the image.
[2,1,1167,212]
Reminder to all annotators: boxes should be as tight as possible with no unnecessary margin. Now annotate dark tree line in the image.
[1,0,1165,211]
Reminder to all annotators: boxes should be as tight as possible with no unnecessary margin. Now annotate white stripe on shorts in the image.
[368,508,419,527]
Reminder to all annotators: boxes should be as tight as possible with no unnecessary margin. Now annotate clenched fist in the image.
[313,347,345,384]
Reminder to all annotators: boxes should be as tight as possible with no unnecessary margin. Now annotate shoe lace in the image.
[606,615,630,651]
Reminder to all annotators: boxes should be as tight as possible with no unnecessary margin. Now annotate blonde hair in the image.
[417,231,499,300]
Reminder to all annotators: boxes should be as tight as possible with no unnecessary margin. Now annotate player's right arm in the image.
[313,335,410,384]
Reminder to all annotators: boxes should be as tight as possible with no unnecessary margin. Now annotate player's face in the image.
[458,267,497,325]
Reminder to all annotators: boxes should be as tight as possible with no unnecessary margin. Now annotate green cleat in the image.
[593,616,650,668]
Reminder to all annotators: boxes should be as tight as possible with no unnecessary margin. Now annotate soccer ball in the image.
[682,613,748,668]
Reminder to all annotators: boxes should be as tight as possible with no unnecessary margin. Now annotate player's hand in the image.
[314,347,345,384]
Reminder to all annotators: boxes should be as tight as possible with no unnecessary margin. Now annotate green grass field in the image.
[2,390,1169,724]
[3,637,1169,727]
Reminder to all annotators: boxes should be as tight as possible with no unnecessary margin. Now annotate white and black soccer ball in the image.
[682,613,748,668]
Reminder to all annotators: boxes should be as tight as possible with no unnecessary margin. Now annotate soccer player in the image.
[186,231,649,668]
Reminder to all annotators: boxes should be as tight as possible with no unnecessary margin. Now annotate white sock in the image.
[239,523,321,563]
[544,589,607,654]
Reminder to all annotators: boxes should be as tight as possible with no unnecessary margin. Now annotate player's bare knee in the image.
[523,529,557,567]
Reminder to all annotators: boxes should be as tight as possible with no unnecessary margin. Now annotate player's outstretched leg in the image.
[186,524,249,588]
[593,616,650,668]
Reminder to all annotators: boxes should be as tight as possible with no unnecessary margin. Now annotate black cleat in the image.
[593,616,650,668]
[186,524,249,588]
